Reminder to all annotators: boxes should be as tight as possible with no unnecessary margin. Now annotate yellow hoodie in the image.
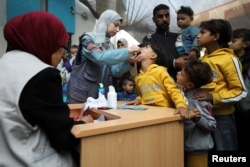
[200,48,247,115]
[135,64,187,108]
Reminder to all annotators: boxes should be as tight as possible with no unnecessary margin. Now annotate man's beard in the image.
[157,22,169,31]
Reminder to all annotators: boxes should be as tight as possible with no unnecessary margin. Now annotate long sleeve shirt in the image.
[135,64,187,108]
[200,48,247,115]
[19,68,80,151]
[184,89,216,152]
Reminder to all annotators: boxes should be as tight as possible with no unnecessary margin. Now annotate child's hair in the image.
[71,44,78,49]
[183,60,213,88]
[232,28,250,77]
[199,19,232,48]
[153,4,169,17]
[143,41,167,66]
[176,6,194,17]
[122,77,134,87]
[232,28,250,44]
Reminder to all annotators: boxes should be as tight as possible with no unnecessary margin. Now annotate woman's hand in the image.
[81,114,94,123]
[128,45,140,55]
[127,45,142,63]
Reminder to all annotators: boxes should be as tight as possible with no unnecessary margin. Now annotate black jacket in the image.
[142,28,178,79]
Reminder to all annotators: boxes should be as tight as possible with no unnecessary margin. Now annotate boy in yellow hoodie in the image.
[193,19,247,151]
[127,42,188,115]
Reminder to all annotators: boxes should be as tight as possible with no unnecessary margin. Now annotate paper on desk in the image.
[77,96,108,122]
[94,114,106,123]
[85,96,108,109]
[119,104,147,110]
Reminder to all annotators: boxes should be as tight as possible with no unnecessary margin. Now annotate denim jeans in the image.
[212,113,238,151]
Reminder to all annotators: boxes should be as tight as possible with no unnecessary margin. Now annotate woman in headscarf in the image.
[117,38,129,48]
[0,11,93,167]
[113,38,133,92]
[67,10,141,103]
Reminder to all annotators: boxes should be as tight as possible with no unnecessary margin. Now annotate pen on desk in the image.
[77,106,89,121]
[97,107,112,110]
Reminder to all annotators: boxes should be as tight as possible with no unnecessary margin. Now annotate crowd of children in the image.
[3,2,250,166]
[55,4,249,167]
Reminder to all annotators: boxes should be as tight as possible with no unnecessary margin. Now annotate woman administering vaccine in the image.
[67,10,141,104]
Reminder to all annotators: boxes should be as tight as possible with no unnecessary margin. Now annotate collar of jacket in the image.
[156,28,169,36]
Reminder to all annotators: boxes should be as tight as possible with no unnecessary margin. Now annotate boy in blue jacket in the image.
[176,6,200,59]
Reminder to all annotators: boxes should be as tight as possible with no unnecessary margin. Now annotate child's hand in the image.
[174,107,189,120]
[126,99,141,105]
[174,56,189,69]
[190,108,201,122]
[81,114,94,123]
[192,89,213,102]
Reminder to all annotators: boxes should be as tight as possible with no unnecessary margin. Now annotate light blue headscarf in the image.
[87,10,122,50]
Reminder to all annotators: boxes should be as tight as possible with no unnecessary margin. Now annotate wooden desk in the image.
[70,103,184,167]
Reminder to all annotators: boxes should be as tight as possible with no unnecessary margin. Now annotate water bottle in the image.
[62,83,68,103]
[107,85,117,109]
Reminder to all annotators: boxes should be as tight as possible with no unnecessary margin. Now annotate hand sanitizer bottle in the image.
[98,83,105,98]
[107,85,117,109]
[62,83,68,103]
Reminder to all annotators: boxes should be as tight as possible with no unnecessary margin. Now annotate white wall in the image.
[0,0,7,56]
[0,26,7,57]
[71,0,96,46]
